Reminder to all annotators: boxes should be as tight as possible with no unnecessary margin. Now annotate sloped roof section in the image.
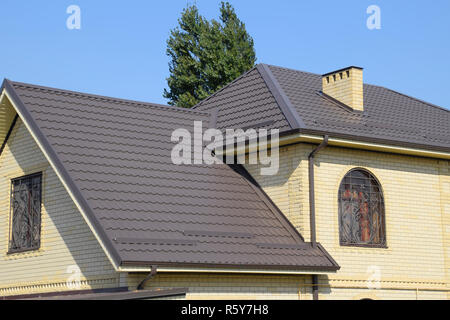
[268,64,450,152]
[1,79,338,272]
[194,67,292,132]
[196,64,450,152]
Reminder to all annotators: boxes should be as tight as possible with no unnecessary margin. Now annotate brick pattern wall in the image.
[246,143,449,299]
[127,273,314,300]
[0,119,118,297]
[438,160,450,298]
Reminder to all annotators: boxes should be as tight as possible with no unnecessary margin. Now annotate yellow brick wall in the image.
[246,143,449,300]
[0,119,118,297]
[438,160,450,298]
[127,273,314,300]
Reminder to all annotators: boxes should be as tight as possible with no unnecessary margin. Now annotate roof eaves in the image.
[120,260,340,272]
[1,79,123,269]
[256,64,306,130]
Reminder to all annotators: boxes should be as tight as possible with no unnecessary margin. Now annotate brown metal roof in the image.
[1,79,339,272]
[195,64,450,153]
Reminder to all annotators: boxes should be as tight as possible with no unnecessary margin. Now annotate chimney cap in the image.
[322,66,363,77]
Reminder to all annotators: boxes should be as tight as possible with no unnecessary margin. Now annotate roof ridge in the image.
[380,86,449,113]
[256,64,305,129]
[8,79,210,116]
[263,63,321,76]
[265,66,449,112]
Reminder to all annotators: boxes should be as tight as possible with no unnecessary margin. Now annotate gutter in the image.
[119,265,337,275]
[308,135,329,300]
[216,130,450,161]
[308,135,328,247]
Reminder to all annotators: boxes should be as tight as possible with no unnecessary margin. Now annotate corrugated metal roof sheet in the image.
[195,64,450,152]
[2,79,338,271]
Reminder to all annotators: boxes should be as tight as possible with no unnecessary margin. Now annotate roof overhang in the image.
[216,129,450,160]
[120,266,337,275]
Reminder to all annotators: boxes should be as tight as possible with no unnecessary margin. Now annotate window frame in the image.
[8,172,43,254]
[337,168,387,249]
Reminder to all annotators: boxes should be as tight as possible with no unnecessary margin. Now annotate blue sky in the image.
[1,0,449,109]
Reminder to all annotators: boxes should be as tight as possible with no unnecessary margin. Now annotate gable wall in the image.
[0,118,118,297]
[245,143,449,299]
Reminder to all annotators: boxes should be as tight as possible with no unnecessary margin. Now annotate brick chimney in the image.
[322,66,364,112]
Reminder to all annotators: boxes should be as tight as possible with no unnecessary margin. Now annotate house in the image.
[0,64,448,299]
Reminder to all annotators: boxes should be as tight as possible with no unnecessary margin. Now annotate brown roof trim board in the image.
[1,287,129,300]
[256,64,306,129]
[1,79,123,267]
[29,288,189,300]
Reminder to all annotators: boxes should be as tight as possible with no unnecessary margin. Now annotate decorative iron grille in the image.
[9,173,42,252]
[338,169,386,247]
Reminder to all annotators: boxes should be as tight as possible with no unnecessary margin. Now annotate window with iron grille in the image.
[338,169,386,247]
[9,173,42,253]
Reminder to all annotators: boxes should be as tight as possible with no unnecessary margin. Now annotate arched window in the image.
[338,169,386,247]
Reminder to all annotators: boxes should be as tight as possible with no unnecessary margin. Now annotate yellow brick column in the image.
[438,160,450,299]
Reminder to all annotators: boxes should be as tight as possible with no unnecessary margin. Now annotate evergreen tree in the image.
[164,2,256,108]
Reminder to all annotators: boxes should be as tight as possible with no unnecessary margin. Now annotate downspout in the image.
[308,135,329,300]
[137,265,157,290]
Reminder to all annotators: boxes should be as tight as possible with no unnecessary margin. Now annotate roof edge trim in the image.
[278,130,450,160]
[1,79,123,270]
[119,259,339,274]
[257,64,306,129]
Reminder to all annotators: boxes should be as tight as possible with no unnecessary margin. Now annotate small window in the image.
[338,169,386,247]
[9,173,42,253]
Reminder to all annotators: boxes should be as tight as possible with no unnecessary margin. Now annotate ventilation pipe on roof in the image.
[308,136,328,301]
[137,265,157,290]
